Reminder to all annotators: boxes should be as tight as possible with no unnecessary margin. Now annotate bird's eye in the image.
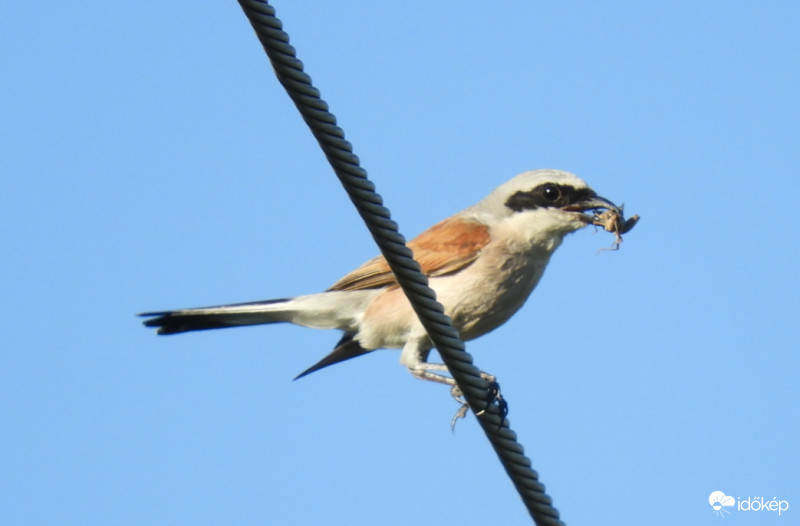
[542,184,561,202]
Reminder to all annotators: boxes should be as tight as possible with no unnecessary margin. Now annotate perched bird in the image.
[141,169,632,383]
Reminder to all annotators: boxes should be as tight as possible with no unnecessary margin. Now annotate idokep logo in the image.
[709,490,790,518]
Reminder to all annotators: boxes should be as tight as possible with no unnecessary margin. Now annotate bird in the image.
[141,169,633,384]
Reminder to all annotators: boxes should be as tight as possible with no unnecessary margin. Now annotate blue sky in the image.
[2,2,798,525]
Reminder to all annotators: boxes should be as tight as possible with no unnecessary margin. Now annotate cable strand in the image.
[237,1,565,524]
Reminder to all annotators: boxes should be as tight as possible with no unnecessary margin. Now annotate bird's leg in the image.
[409,362,497,384]
[408,363,457,386]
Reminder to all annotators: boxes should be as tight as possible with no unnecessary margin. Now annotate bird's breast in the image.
[438,241,554,341]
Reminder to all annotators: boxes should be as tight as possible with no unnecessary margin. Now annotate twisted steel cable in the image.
[237,1,565,524]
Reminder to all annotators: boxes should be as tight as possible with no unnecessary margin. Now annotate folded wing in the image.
[328,217,491,291]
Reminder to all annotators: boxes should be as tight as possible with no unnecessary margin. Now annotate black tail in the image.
[140,298,290,335]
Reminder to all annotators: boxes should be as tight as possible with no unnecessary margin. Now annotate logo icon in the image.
[709,491,735,517]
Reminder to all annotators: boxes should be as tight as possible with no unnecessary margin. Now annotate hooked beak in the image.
[562,194,622,222]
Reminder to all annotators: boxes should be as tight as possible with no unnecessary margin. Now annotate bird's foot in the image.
[450,376,507,431]
[408,364,506,430]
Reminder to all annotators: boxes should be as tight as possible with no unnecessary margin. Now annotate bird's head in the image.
[465,169,628,249]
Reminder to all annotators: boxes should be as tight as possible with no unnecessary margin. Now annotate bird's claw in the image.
[450,376,508,431]
[450,401,469,432]
[477,379,508,431]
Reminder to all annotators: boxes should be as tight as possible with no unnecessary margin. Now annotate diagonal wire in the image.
[236,1,565,524]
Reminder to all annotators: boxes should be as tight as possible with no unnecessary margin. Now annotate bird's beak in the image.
[562,194,621,220]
